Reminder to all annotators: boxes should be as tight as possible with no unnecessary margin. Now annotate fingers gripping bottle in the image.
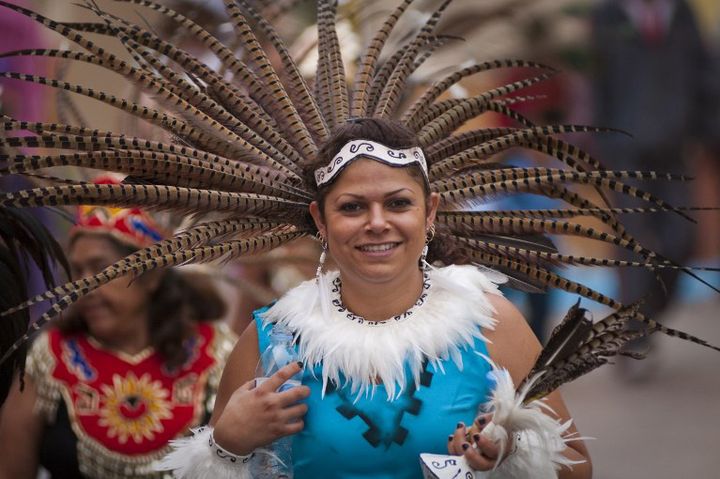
[252,324,302,478]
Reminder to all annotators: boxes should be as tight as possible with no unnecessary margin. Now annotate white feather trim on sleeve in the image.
[481,368,585,479]
[154,427,253,479]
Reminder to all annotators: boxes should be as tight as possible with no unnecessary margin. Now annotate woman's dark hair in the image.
[308,117,465,265]
[57,234,227,371]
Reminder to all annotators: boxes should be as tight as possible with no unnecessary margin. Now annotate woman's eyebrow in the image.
[384,188,413,197]
[336,188,412,200]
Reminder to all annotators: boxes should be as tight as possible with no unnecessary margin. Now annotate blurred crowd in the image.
[0,0,719,477]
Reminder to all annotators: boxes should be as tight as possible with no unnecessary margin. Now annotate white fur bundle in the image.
[154,427,252,479]
[481,368,584,479]
[261,264,502,400]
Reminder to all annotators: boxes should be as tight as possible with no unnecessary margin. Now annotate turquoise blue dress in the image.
[254,309,494,479]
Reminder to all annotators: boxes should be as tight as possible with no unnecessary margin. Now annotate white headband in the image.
[314,139,428,187]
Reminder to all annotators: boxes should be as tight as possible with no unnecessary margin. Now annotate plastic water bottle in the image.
[251,325,301,478]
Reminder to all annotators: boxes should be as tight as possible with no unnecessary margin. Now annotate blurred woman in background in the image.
[0,176,237,479]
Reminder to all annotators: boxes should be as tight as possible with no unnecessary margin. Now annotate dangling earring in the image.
[315,231,332,322]
[419,224,435,270]
[316,231,328,278]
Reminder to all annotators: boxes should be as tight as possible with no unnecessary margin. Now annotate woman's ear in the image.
[426,192,440,226]
[309,201,327,239]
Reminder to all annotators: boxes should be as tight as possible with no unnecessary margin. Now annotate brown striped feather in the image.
[373,0,452,118]
[0,184,309,217]
[1,218,288,316]
[416,73,556,145]
[435,169,695,223]
[351,0,415,117]
[317,0,349,126]
[0,230,307,365]
[223,0,318,162]
[403,59,555,125]
[237,0,329,145]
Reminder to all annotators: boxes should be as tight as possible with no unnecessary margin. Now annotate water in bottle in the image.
[252,324,301,478]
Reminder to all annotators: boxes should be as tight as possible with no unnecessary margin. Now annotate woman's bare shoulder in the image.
[484,292,542,383]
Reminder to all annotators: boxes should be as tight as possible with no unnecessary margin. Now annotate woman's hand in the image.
[212,362,310,456]
[447,414,511,472]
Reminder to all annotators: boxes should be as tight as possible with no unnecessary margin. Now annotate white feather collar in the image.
[260,264,504,400]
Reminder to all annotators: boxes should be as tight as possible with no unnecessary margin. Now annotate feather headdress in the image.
[0,0,719,367]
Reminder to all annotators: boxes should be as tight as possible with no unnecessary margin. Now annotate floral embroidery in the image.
[99,372,173,444]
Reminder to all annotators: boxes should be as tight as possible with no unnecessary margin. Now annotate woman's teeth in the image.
[358,242,398,252]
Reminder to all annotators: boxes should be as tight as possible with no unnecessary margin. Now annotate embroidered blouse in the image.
[26,322,236,479]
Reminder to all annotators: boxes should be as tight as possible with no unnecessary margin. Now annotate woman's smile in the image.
[356,241,402,255]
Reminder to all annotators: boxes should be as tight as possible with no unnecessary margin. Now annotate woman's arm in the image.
[209,320,310,455]
[484,293,592,479]
[0,375,44,479]
[209,319,261,426]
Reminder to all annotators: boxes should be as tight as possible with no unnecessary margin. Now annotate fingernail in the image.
[296,361,304,368]
[447,435,453,442]
[461,443,470,451]
[473,433,481,441]
[456,422,464,429]
[477,417,486,425]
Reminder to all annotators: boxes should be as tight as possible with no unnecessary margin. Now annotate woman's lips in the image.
[355,242,401,257]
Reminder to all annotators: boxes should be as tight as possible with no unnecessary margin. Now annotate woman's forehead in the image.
[69,234,122,260]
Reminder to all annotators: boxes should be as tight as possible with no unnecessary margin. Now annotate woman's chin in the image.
[84,313,119,339]
[345,262,418,286]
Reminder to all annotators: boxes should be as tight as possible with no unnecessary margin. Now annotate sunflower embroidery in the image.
[99,372,173,444]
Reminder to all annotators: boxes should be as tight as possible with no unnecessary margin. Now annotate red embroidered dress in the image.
[26,322,235,478]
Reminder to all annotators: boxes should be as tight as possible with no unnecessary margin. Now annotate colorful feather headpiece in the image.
[72,175,168,248]
[0,0,718,382]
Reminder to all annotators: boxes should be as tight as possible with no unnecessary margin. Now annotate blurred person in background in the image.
[590,0,717,374]
[0,176,237,479]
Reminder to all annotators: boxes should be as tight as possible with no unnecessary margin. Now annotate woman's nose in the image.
[366,204,389,232]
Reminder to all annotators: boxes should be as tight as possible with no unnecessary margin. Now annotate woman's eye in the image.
[339,202,362,212]
[388,198,412,209]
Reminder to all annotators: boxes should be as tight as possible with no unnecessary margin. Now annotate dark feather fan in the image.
[0,0,718,367]
[0,206,69,405]
[518,300,648,403]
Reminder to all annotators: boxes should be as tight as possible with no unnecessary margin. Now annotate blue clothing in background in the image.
[254,309,494,479]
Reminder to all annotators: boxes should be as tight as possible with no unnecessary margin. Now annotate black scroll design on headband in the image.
[385,149,407,159]
[317,155,345,183]
[322,142,374,179]
[333,156,345,167]
[348,142,375,154]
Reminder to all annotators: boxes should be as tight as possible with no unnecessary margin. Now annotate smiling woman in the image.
[157,118,593,479]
